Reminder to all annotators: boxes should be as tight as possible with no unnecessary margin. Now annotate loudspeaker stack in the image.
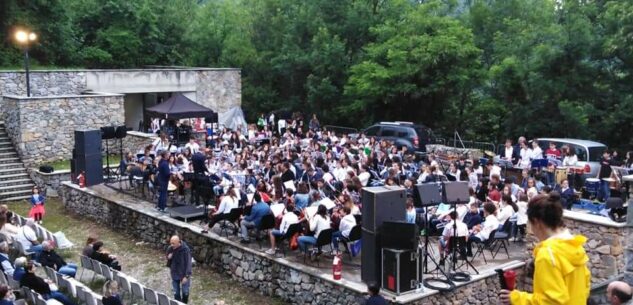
[72,130,103,187]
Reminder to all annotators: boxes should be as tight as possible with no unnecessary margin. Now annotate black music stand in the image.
[416,183,455,291]
[444,181,478,279]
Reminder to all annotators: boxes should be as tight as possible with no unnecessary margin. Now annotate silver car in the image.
[536,138,607,178]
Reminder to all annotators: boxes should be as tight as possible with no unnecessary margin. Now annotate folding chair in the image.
[256,214,276,249]
[100,263,113,280]
[130,281,145,304]
[115,273,132,300]
[0,272,7,286]
[471,229,497,264]
[35,293,47,305]
[491,221,512,260]
[76,286,88,304]
[170,300,186,305]
[277,223,302,257]
[143,287,158,305]
[219,207,243,237]
[44,266,57,284]
[85,292,99,305]
[22,288,36,305]
[304,228,333,267]
[447,236,479,274]
[7,275,20,289]
[157,293,170,305]
[340,225,362,260]
[79,255,93,282]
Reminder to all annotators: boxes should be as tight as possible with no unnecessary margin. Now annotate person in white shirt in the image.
[358,165,371,187]
[152,132,170,153]
[332,207,357,252]
[266,202,299,255]
[202,187,239,233]
[530,140,543,161]
[497,194,517,225]
[518,141,531,169]
[562,146,578,167]
[184,136,200,154]
[298,204,331,257]
[16,219,43,261]
[467,202,499,256]
[438,211,469,264]
[514,193,529,241]
[278,118,287,135]
[466,166,478,191]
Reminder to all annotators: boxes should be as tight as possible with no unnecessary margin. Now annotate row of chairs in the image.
[13,214,74,251]
[470,220,512,264]
[79,255,184,305]
[213,207,363,266]
[45,266,102,305]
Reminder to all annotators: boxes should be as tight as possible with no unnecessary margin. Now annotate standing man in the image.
[166,235,192,304]
[157,151,171,213]
[598,150,613,202]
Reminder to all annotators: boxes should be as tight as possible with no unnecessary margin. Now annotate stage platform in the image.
[60,182,527,304]
[169,205,205,222]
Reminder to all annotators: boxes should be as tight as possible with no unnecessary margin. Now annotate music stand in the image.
[416,183,455,292]
[444,181,478,279]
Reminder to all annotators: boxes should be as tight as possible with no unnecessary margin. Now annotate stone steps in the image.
[0,195,31,202]
[0,152,17,158]
[0,189,32,201]
[0,183,34,194]
[0,168,28,176]
[0,163,24,169]
[0,178,33,188]
[0,173,30,181]
[0,147,14,151]
[0,157,20,164]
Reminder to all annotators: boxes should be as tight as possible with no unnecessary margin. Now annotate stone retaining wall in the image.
[29,168,72,191]
[3,94,125,166]
[59,183,526,305]
[123,131,155,155]
[0,71,86,97]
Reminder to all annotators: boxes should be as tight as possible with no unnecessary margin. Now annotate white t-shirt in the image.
[497,204,514,225]
[442,220,469,238]
[516,201,528,225]
[185,142,200,154]
[216,196,239,214]
[358,172,370,186]
[16,226,37,250]
[476,215,500,241]
[279,212,299,235]
[339,214,357,238]
[309,215,331,239]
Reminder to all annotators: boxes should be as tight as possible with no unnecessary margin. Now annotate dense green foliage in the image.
[1,0,632,149]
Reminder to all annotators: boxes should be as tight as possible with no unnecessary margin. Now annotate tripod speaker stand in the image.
[416,183,455,292]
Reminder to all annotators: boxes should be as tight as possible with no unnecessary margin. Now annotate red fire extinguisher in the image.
[332,254,342,280]
[78,171,86,188]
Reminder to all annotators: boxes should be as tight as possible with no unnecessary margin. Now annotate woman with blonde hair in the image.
[102,280,123,305]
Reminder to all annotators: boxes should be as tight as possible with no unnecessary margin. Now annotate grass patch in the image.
[6,197,285,305]
[39,155,122,171]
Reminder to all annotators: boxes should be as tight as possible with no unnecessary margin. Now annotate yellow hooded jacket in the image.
[510,234,591,305]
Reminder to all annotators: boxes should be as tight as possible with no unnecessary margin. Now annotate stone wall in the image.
[29,168,72,191]
[195,70,242,114]
[2,94,124,166]
[122,131,156,155]
[59,183,527,305]
[0,71,86,97]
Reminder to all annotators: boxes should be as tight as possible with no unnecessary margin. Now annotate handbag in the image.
[289,233,299,251]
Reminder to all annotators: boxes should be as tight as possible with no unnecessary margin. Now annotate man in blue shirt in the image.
[156,151,171,212]
[240,192,272,244]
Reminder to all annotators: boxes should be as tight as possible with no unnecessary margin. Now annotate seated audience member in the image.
[298,204,331,257]
[364,283,387,305]
[12,257,27,281]
[239,192,272,244]
[405,198,416,224]
[557,179,575,209]
[20,261,77,305]
[266,202,299,255]
[332,207,356,253]
[466,202,499,256]
[82,235,98,257]
[15,219,43,261]
[0,242,14,276]
[463,202,482,230]
[102,280,124,305]
[497,195,517,225]
[39,241,78,277]
[202,187,240,233]
[91,241,121,271]
[438,211,468,265]
[607,281,632,305]
[0,284,16,305]
[0,215,18,240]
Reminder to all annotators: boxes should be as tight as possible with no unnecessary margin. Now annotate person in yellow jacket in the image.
[499,192,591,305]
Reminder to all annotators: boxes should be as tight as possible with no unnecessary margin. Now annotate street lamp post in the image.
[14,30,37,97]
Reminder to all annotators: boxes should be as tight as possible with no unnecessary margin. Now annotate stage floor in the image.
[84,183,527,303]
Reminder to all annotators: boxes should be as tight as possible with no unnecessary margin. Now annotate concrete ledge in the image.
[2,92,124,100]
[564,210,627,228]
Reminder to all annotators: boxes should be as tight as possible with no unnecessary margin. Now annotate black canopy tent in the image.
[145,93,216,120]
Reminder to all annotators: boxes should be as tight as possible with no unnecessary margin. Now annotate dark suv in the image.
[362,121,432,152]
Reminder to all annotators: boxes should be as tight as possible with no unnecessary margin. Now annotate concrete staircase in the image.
[0,122,35,202]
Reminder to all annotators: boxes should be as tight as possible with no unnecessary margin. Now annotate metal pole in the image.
[24,48,31,97]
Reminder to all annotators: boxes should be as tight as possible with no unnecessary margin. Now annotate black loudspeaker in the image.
[100,126,116,140]
[381,222,418,251]
[382,248,420,295]
[361,186,407,284]
[361,230,380,285]
[205,112,219,124]
[115,125,127,139]
[75,130,102,155]
[73,153,103,187]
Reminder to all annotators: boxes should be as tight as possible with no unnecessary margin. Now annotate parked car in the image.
[535,138,607,179]
[356,121,433,153]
